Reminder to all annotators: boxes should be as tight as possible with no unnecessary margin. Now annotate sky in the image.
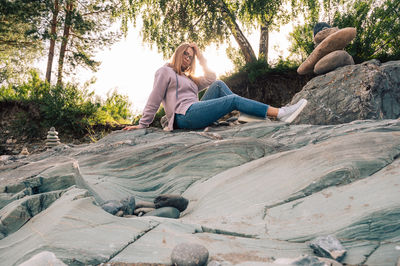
[70,23,293,114]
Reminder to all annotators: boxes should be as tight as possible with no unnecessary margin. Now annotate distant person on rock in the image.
[123,43,307,131]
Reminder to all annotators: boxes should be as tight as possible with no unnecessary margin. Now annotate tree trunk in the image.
[57,1,73,86]
[259,23,269,63]
[46,0,59,83]
[212,0,256,64]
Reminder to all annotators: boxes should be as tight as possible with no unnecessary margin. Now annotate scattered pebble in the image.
[171,242,209,266]
[143,207,180,219]
[154,194,189,212]
[309,235,346,261]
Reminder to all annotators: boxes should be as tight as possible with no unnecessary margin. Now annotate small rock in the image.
[19,251,67,266]
[297,27,356,75]
[120,196,135,215]
[135,200,155,209]
[218,121,230,126]
[6,138,13,144]
[101,200,123,215]
[309,235,346,261]
[134,207,155,215]
[154,194,189,212]
[314,50,354,74]
[314,27,339,45]
[226,117,238,122]
[101,196,136,216]
[143,206,180,219]
[115,210,124,217]
[171,242,209,266]
[20,147,29,156]
[313,22,331,36]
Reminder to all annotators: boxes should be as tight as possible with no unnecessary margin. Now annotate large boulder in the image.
[291,60,400,124]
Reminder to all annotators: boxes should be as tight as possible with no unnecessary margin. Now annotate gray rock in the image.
[291,60,400,124]
[309,235,346,261]
[290,256,325,266]
[134,207,155,215]
[1,116,400,265]
[218,121,230,126]
[314,22,331,36]
[154,194,189,212]
[143,206,180,219]
[226,117,238,122]
[19,251,67,266]
[171,242,209,266]
[101,196,135,215]
[101,200,123,215]
[120,195,135,215]
[135,200,156,209]
[314,50,354,74]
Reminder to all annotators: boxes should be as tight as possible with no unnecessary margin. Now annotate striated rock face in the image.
[1,61,400,265]
[291,60,400,124]
[0,118,399,265]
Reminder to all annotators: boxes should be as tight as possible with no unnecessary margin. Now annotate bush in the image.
[223,57,300,84]
[0,71,133,137]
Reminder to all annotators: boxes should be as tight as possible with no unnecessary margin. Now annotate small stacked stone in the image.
[46,127,61,148]
[298,22,356,75]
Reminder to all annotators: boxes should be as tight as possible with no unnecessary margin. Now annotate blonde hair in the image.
[169,43,197,80]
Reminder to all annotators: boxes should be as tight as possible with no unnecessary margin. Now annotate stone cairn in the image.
[46,127,61,148]
[298,22,357,75]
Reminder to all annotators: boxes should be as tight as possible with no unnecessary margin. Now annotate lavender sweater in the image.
[139,64,216,130]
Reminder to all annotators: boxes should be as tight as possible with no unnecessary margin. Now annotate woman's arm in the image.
[190,43,217,91]
[124,67,170,131]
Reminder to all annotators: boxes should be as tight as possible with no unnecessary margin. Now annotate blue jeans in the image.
[175,80,269,129]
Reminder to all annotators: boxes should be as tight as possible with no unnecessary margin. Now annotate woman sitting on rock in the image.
[123,43,307,131]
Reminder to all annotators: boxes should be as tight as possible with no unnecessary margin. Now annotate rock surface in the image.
[291,60,400,124]
[1,63,400,264]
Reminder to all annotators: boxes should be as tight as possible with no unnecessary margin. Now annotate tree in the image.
[238,0,290,62]
[55,0,122,85]
[45,0,60,83]
[0,0,48,84]
[133,0,293,64]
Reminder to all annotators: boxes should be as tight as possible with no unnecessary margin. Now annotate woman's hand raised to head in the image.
[190,42,206,64]
[122,125,142,131]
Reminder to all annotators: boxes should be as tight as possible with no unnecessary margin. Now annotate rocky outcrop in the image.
[0,118,399,265]
[291,60,400,124]
[1,61,400,265]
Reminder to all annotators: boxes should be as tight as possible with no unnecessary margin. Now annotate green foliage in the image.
[333,0,400,63]
[131,105,165,128]
[0,71,133,136]
[226,45,246,72]
[288,0,400,63]
[0,0,46,84]
[93,90,132,125]
[288,23,315,60]
[226,57,299,84]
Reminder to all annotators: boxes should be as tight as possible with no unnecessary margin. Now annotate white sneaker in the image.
[238,113,267,123]
[277,99,308,123]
